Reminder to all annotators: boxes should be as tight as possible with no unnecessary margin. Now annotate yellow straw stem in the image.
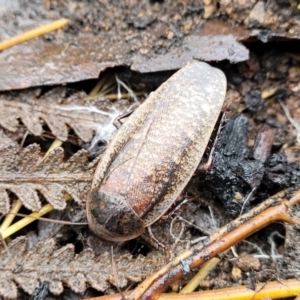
[42,139,63,161]
[0,200,23,232]
[85,279,300,300]
[180,258,221,293]
[0,18,69,51]
[0,139,70,239]
[261,86,278,99]
[1,203,54,239]
[160,279,300,300]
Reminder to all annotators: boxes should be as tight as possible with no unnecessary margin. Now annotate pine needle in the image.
[0,18,69,51]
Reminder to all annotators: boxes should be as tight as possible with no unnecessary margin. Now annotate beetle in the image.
[86,61,227,242]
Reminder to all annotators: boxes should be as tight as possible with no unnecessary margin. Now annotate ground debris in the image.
[0,0,250,90]
[0,1,300,296]
[0,236,168,299]
[0,143,95,214]
[0,89,121,142]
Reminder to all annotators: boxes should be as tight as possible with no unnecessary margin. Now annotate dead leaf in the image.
[0,144,97,214]
[131,35,249,72]
[0,236,168,299]
[0,95,116,142]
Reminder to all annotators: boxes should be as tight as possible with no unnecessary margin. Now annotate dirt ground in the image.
[0,0,300,299]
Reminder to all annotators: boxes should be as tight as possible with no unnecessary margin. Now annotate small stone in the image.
[234,192,243,201]
[167,31,174,40]
[236,255,261,271]
[231,266,242,282]
[289,67,300,80]
[244,90,263,112]
[139,48,149,55]
[203,3,217,19]
[247,1,266,27]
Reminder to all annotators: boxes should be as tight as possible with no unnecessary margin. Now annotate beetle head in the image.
[86,188,146,242]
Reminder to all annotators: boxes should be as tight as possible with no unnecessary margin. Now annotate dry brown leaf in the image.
[0,95,114,142]
[0,236,168,299]
[0,144,97,214]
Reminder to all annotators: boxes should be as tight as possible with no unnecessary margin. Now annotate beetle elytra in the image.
[86,61,227,242]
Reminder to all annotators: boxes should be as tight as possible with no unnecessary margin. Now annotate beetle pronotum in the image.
[86,61,227,242]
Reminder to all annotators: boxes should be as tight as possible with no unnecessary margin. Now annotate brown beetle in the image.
[86,61,227,242]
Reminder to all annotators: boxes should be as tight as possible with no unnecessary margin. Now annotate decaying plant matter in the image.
[0,143,96,214]
[0,236,168,299]
[0,95,116,142]
[130,186,300,300]
[86,184,300,300]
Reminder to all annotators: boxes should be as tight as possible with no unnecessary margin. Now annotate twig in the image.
[129,185,300,300]
[85,279,300,300]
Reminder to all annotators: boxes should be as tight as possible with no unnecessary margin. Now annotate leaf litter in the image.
[0,89,122,143]
[0,143,96,214]
[0,3,300,297]
[0,236,170,300]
